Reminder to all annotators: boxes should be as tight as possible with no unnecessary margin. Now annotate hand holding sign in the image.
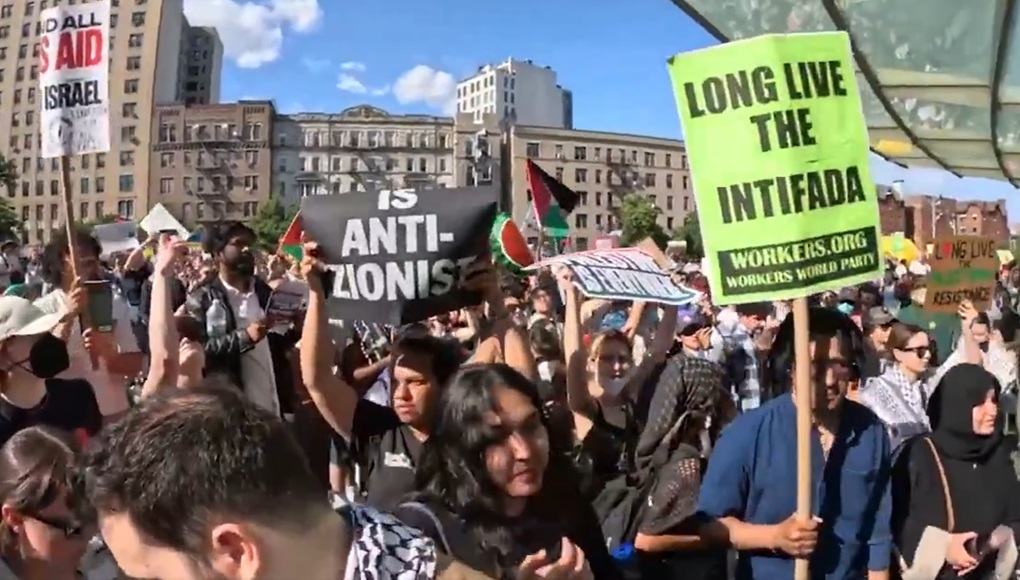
[154,234,187,276]
[301,236,326,294]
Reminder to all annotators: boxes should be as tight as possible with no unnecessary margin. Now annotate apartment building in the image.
[177,23,222,105]
[0,0,195,243]
[456,59,572,128]
[149,100,273,228]
[510,126,694,250]
[878,190,1011,247]
[272,104,456,208]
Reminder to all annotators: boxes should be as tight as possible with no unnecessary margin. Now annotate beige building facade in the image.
[272,105,456,208]
[148,101,274,229]
[508,126,694,250]
[0,0,219,244]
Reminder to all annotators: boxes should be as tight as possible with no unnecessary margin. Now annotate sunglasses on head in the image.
[27,512,86,539]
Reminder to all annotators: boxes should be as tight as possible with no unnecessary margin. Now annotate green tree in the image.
[673,212,704,258]
[618,194,668,248]
[249,195,298,251]
[0,155,22,241]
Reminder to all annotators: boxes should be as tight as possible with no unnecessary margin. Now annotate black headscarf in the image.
[927,363,1003,462]
[635,356,727,535]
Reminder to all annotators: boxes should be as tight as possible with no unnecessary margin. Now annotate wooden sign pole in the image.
[59,155,98,370]
[792,296,812,580]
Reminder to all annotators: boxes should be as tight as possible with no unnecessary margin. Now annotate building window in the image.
[159,177,172,194]
[122,102,137,117]
[159,152,173,167]
[644,173,656,187]
[526,142,540,158]
[574,214,587,229]
[575,168,587,183]
[49,180,58,196]
[574,147,587,161]
[119,175,134,192]
[124,79,139,93]
[119,151,133,166]
[80,178,89,194]
[126,56,141,70]
[95,178,104,194]
[120,126,136,143]
[79,202,87,219]
[117,200,134,218]
[131,11,144,26]
[666,174,673,188]
[128,33,143,48]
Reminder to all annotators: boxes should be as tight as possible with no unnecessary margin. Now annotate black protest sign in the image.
[301,187,498,325]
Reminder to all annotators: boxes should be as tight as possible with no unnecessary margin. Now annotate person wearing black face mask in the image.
[183,222,301,421]
[0,297,102,448]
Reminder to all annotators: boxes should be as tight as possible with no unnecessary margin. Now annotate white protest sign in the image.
[92,221,138,256]
[530,248,700,306]
[139,203,189,239]
[39,1,111,158]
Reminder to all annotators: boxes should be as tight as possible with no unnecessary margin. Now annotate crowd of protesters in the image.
[0,220,1014,579]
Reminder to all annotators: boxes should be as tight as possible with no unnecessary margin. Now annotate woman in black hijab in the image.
[892,363,1020,579]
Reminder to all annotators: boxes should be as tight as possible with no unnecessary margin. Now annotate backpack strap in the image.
[922,437,955,532]
[397,501,453,554]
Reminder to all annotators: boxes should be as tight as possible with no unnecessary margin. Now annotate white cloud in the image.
[393,65,457,115]
[301,57,330,72]
[370,85,390,97]
[183,0,324,68]
[340,61,366,72]
[337,73,367,94]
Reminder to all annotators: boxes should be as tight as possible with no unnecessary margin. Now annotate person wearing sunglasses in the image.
[0,425,100,580]
[859,322,936,452]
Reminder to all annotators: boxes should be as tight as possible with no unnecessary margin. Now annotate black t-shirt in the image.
[0,378,103,448]
[350,399,423,511]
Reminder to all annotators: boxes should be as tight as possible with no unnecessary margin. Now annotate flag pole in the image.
[498,114,514,215]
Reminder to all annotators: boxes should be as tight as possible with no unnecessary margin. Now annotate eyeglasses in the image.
[28,512,85,539]
[897,346,931,357]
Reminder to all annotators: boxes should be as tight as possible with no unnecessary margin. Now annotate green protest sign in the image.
[668,32,882,304]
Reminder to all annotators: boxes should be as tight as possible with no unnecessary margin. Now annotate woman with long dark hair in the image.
[0,426,112,579]
[396,363,617,580]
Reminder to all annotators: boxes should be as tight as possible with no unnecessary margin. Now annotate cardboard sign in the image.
[39,1,111,158]
[529,247,699,306]
[924,236,997,313]
[667,32,881,304]
[301,187,498,325]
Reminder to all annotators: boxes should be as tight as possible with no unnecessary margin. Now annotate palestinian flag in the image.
[278,212,302,262]
[490,213,534,276]
[526,160,579,238]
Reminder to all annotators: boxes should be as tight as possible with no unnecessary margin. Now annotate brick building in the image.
[876,186,1010,247]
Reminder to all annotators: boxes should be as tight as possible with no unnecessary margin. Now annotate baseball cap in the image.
[0,296,64,342]
[863,306,895,327]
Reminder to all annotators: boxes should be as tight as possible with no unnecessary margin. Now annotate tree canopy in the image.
[617,194,669,248]
[673,212,704,258]
[249,196,298,251]
[0,155,23,242]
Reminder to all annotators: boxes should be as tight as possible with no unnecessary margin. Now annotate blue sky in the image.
[183,0,1020,221]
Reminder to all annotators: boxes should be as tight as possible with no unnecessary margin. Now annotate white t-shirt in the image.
[34,287,138,416]
[219,280,280,416]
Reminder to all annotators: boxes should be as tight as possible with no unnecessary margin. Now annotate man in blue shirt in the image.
[697,307,891,579]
